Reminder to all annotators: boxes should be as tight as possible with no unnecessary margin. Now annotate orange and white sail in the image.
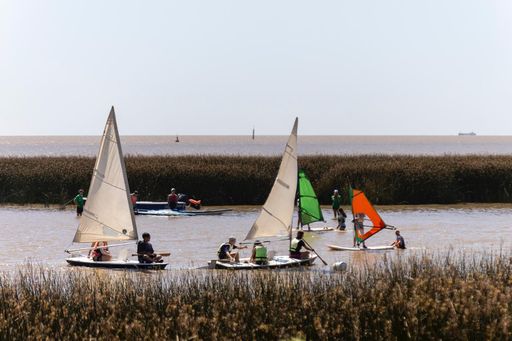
[350,187,387,242]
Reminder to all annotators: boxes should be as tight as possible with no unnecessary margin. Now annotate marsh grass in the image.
[1,155,512,205]
[1,253,512,340]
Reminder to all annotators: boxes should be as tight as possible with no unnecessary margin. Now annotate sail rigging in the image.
[245,118,298,240]
[72,107,138,243]
[297,169,324,226]
[350,187,386,242]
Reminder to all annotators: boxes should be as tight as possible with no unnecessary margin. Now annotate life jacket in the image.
[289,238,302,253]
[254,245,268,261]
[168,193,178,203]
[217,242,232,257]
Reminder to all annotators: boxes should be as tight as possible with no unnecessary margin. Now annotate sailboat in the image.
[65,107,168,269]
[327,187,395,251]
[296,169,333,232]
[209,118,318,269]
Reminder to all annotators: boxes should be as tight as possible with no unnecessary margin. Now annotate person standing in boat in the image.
[337,207,347,230]
[137,232,163,263]
[353,213,367,248]
[217,236,248,262]
[130,190,138,210]
[289,230,313,259]
[73,189,85,217]
[391,230,406,249]
[167,188,178,210]
[250,240,268,265]
[331,189,341,219]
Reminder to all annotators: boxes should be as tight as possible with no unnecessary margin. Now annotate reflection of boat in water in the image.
[65,107,168,269]
[458,132,476,136]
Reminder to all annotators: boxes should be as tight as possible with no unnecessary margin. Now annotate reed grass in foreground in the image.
[1,253,512,340]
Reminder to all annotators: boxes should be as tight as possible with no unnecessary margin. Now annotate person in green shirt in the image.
[73,189,85,217]
[331,189,341,219]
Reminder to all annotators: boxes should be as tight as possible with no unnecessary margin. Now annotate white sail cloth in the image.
[245,118,298,240]
[73,107,138,243]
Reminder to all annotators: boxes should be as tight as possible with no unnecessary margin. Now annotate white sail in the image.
[245,118,298,240]
[73,107,138,243]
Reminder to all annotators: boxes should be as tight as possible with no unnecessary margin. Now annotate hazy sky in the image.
[1,1,512,135]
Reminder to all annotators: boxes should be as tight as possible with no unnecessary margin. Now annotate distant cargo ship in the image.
[458,132,477,136]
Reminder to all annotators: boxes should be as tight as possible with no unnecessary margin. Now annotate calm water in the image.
[2,135,512,156]
[1,204,511,271]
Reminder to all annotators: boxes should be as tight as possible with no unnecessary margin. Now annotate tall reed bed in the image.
[1,155,512,205]
[1,253,512,339]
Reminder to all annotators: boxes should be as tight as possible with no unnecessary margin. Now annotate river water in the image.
[2,135,512,156]
[1,204,510,271]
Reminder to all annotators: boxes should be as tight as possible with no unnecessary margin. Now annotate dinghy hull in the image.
[66,256,168,270]
[208,255,317,270]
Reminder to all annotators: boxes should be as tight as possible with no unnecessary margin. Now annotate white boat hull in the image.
[66,255,168,269]
[327,244,394,251]
[208,255,317,270]
[135,208,232,216]
[296,226,334,232]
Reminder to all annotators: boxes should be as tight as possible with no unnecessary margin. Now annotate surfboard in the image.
[327,244,394,251]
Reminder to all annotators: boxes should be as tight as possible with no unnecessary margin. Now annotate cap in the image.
[334,189,339,193]
[171,188,176,192]
[254,240,262,245]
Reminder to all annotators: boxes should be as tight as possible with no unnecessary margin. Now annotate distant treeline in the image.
[1,155,512,205]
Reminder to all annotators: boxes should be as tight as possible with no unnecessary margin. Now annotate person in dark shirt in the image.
[391,230,406,249]
[137,232,163,263]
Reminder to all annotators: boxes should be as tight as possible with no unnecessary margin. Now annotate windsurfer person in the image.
[73,189,85,217]
[289,230,313,259]
[168,188,178,210]
[337,207,347,230]
[391,230,406,249]
[354,213,367,248]
[217,236,248,262]
[331,189,341,219]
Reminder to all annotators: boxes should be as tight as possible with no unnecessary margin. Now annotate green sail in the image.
[298,169,325,226]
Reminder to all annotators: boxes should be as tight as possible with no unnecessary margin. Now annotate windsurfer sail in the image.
[297,169,325,227]
[349,187,390,244]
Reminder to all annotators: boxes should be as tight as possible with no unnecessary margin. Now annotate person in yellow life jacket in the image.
[289,230,313,260]
[250,240,268,265]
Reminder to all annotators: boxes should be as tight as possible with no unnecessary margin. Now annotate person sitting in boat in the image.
[391,230,406,249]
[168,188,178,210]
[250,240,268,265]
[217,236,247,262]
[337,207,347,230]
[91,241,112,261]
[353,213,367,248]
[289,231,313,260]
[130,190,138,210]
[137,232,163,263]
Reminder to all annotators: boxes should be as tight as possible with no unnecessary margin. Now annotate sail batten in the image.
[298,169,325,226]
[245,118,298,240]
[73,107,138,243]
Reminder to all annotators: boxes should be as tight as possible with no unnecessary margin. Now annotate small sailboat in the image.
[327,187,395,251]
[65,107,168,269]
[209,118,317,269]
[296,170,332,232]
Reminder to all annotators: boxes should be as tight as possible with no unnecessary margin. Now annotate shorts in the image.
[290,252,301,260]
[77,206,84,214]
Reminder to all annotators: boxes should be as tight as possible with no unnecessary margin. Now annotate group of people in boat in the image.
[89,232,163,263]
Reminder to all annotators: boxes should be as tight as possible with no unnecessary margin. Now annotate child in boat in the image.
[289,231,314,259]
[391,230,406,249]
[337,207,347,230]
[250,240,268,265]
[91,242,112,261]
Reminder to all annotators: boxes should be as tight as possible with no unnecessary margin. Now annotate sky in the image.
[1,0,512,135]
